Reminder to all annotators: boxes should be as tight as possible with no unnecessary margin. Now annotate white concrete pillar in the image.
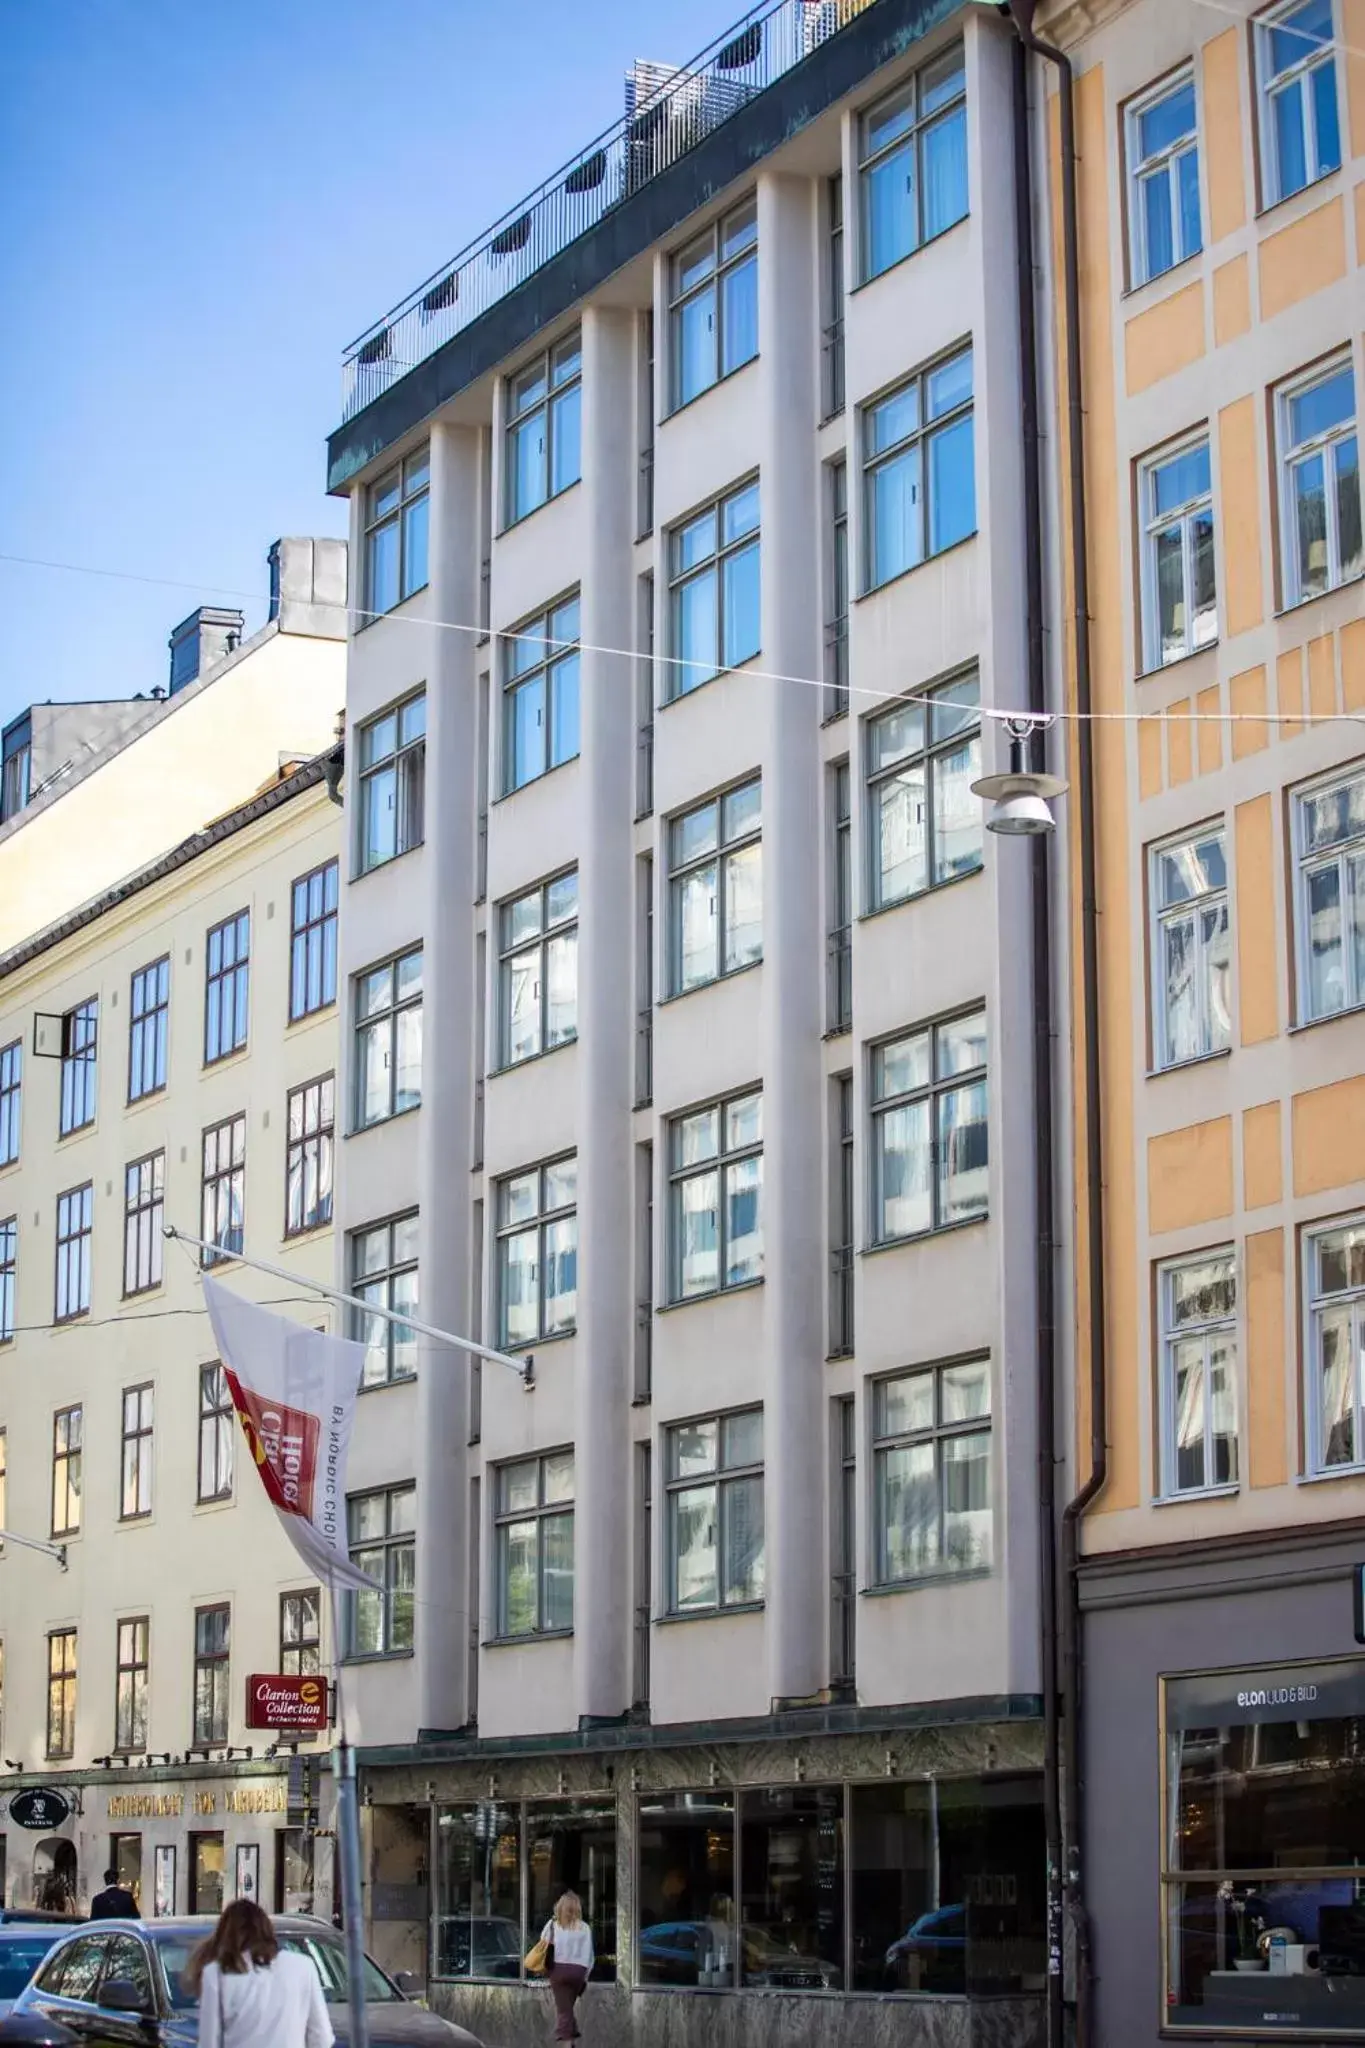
[415,421,482,1734]
[757,172,826,1706]
[573,306,638,1723]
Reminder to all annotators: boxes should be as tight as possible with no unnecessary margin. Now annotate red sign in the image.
[245,1673,330,1732]
[224,1375,322,1523]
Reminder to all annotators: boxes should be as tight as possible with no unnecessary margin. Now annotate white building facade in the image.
[328,3,1056,2039]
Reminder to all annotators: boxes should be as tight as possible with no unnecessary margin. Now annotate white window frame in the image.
[668,199,758,411]
[1305,1214,1365,1475]
[865,669,983,910]
[667,777,762,996]
[666,480,761,699]
[857,43,968,284]
[495,1156,578,1349]
[1148,824,1231,1070]
[493,1450,575,1638]
[351,1213,419,1389]
[873,1359,993,1584]
[664,1408,765,1616]
[1255,0,1342,208]
[1138,433,1217,670]
[1124,68,1201,287]
[356,691,426,874]
[346,1482,416,1659]
[862,345,975,591]
[667,1090,764,1304]
[504,333,582,527]
[353,946,423,1129]
[1157,1249,1239,1499]
[1292,762,1365,1023]
[1275,353,1360,607]
[364,446,430,617]
[496,869,578,1067]
[501,594,581,794]
[870,1009,988,1244]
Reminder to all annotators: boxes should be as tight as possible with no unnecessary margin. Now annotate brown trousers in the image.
[549,1961,587,2039]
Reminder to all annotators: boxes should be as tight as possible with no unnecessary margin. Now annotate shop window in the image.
[276,1829,315,1916]
[434,1802,524,1981]
[637,1792,736,1986]
[739,1787,844,1989]
[189,1833,225,1916]
[1164,1659,1365,2031]
[526,1801,617,1981]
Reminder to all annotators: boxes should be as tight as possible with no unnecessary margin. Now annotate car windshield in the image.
[153,1931,401,2010]
[0,1937,59,1997]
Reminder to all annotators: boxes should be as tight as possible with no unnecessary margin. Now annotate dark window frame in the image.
[54,1182,93,1322]
[289,860,339,1022]
[46,1627,77,1759]
[120,1382,154,1521]
[128,956,170,1102]
[58,997,98,1136]
[114,1615,150,1754]
[197,1363,234,1504]
[204,911,250,1065]
[285,1073,335,1238]
[192,1603,230,1745]
[200,1113,245,1266]
[123,1150,165,1297]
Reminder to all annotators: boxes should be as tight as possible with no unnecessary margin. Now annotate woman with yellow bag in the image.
[525,1890,595,2040]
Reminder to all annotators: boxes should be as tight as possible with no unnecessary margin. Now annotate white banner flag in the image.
[202,1277,374,1594]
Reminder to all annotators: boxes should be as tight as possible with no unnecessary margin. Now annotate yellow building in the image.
[0,550,346,1919]
[1038,1,1365,2039]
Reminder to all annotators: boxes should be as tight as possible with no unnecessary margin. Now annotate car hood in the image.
[332,2005,483,2048]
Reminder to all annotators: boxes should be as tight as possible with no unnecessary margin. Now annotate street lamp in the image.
[972,715,1069,835]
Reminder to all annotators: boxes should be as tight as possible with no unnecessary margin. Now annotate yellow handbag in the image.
[524,1936,551,1976]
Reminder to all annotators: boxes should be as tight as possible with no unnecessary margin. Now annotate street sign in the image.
[1354,1563,1365,1645]
[245,1674,330,1733]
[7,1788,71,1831]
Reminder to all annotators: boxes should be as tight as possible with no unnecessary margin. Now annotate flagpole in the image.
[163,1225,535,1386]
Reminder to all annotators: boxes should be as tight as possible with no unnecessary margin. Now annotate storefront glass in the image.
[526,1800,617,1981]
[189,1832,224,1916]
[739,1787,844,1989]
[111,1832,142,1909]
[1165,1658,1365,2034]
[434,1798,619,1982]
[276,1828,315,1915]
[637,1792,737,1986]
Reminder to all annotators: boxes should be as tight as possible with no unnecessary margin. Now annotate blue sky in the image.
[0,0,746,730]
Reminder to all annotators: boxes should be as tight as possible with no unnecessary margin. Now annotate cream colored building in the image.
[0,547,346,1918]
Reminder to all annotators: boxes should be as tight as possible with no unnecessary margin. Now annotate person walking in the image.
[89,1867,140,1919]
[541,1890,594,2041]
[188,1899,334,2048]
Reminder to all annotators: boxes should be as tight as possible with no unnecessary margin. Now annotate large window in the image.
[204,912,249,1063]
[1163,1658,1365,2032]
[502,597,580,794]
[285,1076,334,1237]
[1255,0,1341,207]
[347,1483,416,1658]
[0,1038,19,1165]
[434,1798,617,1983]
[864,346,975,589]
[115,1618,149,1753]
[200,1114,245,1265]
[120,1383,154,1520]
[1159,1251,1238,1496]
[498,872,577,1066]
[669,200,758,409]
[280,1590,321,1676]
[197,1363,234,1503]
[874,1359,991,1582]
[124,1151,164,1296]
[1293,766,1365,1022]
[193,1605,230,1745]
[867,672,982,910]
[51,1404,82,1538]
[1277,356,1360,606]
[505,334,581,525]
[289,860,339,1021]
[351,1213,419,1388]
[1307,1215,1365,1472]
[666,1410,764,1615]
[128,957,169,1101]
[668,779,761,994]
[638,1792,737,1985]
[1139,436,1216,669]
[55,1182,92,1321]
[59,997,98,1135]
[667,482,760,698]
[1125,70,1201,285]
[46,1630,76,1759]
[858,43,967,283]
[357,692,426,872]
[667,1090,763,1302]
[495,1158,577,1348]
[0,1216,13,1343]
[871,1010,988,1242]
[1150,828,1231,1067]
[354,946,422,1128]
[365,447,429,615]
[494,1451,574,1637]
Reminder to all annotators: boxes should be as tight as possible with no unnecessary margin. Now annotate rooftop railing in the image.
[340,0,877,421]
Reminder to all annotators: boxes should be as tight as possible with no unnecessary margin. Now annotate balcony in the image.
[339,0,879,421]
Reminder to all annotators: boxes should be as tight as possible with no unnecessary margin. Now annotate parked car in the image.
[434,1917,521,1980]
[637,1919,837,1989]
[885,1904,967,1990]
[0,1929,73,2020]
[10,1916,484,2045]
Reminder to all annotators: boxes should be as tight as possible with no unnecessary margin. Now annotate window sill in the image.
[661,355,759,426]
[859,861,985,925]
[287,1001,338,1030]
[1256,160,1344,224]
[658,958,762,1009]
[656,1277,764,1315]
[1288,998,1365,1038]
[492,752,581,807]
[861,1214,988,1259]
[659,651,762,714]
[1152,1485,1239,1506]
[347,1101,422,1140]
[352,841,425,885]
[118,1511,154,1527]
[194,1495,236,1514]
[1298,1463,1365,1487]
[357,1372,419,1396]
[1147,1045,1232,1081]
[126,1084,169,1111]
[57,1121,97,1143]
[497,476,581,540]
[1120,244,1203,305]
[653,1602,764,1626]
[482,1628,574,1649]
[856,528,978,605]
[356,581,430,633]
[489,1038,578,1081]
[1275,566,1364,621]
[122,1282,167,1305]
[203,1043,250,1072]
[849,211,969,298]
[282,1219,333,1247]
[342,1648,416,1666]
[498,1327,575,1357]
[861,1566,991,1597]
[1134,638,1220,685]
[53,1313,92,1329]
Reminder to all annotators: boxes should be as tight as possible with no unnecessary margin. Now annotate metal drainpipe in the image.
[1004,6,1109,2043]
[1008,30,1064,2048]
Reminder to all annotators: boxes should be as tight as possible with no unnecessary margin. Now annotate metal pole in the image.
[330,1587,370,2048]
[0,1528,67,1567]
[163,1224,534,1385]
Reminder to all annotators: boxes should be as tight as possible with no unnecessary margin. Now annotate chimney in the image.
[167,606,245,694]
[267,537,349,640]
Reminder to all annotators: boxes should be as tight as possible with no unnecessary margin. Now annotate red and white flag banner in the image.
[203,1277,374,1594]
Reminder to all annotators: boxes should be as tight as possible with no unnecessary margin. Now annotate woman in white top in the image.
[189,1899,334,2048]
[543,1889,594,2041]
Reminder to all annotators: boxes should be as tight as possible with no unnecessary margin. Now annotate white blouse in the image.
[198,1951,334,2048]
[543,1919,595,1972]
